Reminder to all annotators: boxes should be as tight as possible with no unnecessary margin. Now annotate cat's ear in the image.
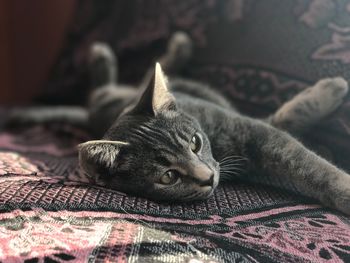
[133,63,176,115]
[78,140,128,172]
[152,62,176,112]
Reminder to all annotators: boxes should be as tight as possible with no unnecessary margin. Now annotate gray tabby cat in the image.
[9,32,350,215]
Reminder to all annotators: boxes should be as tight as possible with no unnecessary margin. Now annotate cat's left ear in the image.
[78,140,128,177]
[133,63,176,115]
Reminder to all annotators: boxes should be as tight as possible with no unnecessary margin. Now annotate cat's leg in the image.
[86,42,139,136]
[88,32,193,136]
[140,31,193,88]
[228,117,350,215]
[268,77,348,135]
[87,42,137,107]
[88,42,117,88]
[159,31,193,75]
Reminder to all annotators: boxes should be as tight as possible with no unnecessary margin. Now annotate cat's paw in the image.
[167,31,193,60]
[271,77,348,133]
[332,190,350,216]
[335,201,350,216]
[311,77,348,114]
[326,173,350,215]
[89,42,116,65]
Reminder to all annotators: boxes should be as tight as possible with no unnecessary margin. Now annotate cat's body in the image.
[8,32,350,215]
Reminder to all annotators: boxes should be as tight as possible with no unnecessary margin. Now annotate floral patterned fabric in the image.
[0,124,350,262]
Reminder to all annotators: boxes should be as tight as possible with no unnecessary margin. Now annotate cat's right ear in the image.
[78,140,128,175]
[132,63,176,116]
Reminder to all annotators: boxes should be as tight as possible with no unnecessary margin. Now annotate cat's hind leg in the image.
[87,42,138,105]
[140,31,193,88]
[5,43,118,129]
[88,33,192,136]
[88,42,118,88]
[87,42,139,136]
[6,43,123,131]
[268,77,348,135]
[159,31,193,74]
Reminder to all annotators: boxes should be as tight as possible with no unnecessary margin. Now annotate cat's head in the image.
[78,63,219,201]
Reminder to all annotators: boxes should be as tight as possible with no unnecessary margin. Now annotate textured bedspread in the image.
[0,124,349,263]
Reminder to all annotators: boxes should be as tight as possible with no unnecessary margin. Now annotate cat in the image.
[8,32,350,215]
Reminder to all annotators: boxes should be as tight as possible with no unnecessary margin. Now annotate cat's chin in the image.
[202,185,214,192]
[198,186,216,199]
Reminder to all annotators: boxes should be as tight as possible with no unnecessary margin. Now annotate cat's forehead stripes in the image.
[135,123,177,147]
[127,124,173,150]
[127,118,194,156]
[138,125,185,151]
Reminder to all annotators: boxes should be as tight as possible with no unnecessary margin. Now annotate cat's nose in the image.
[191,164,214,186]
[199,173,214,187]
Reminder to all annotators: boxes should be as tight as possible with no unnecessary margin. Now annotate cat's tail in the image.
[88,42,117,88]
[5,106,89,129]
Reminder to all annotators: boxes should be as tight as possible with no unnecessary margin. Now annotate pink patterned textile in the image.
[0,124,350,262]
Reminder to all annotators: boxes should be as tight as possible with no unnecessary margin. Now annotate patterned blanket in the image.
[0,123,350,263]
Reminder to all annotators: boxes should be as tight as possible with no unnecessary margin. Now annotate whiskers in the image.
[219,155,248,181]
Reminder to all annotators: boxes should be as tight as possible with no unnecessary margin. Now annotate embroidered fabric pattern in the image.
[0,125,349,262]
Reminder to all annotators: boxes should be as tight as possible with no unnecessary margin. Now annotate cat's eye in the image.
[190,133,202,153]
[160,170,179,185]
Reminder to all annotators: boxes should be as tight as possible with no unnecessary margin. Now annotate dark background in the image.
[1,0,350,171]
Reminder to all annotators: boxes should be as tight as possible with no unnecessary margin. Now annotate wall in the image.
[0,0,76,105]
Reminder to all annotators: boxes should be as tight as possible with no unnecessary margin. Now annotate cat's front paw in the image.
[312,77,348,113]
[333,193,350,216]
[327,174,350,215]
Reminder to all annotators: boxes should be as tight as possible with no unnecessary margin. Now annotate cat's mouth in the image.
[188,170,219,201]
